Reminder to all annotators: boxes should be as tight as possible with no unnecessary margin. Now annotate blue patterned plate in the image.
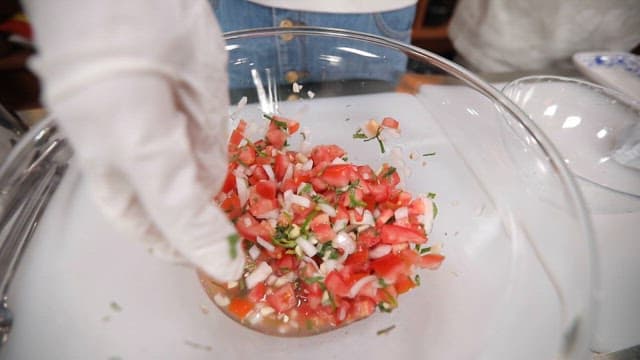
[573,52,640,99]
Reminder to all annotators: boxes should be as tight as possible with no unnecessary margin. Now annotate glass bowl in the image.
[0,28,595,360]
[205,27,596,359]
[501,76,640,201]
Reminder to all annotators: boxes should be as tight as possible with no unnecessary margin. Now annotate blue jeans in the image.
[210,1,416,88]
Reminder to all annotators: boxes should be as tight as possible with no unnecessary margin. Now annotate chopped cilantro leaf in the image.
[427,192,437,199]
[303,276,324,284]
[420,246,432,255]
[352,128,367,139]
[227,233,240,259]
[376,325,396,335]
[414,274,421,286]
[382,166,397,179]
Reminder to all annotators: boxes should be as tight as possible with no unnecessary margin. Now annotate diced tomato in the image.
[267,283,297,313]
[409,197,426,215]
[370,253,408,283]
[266,127,287,149]
[279,179,298,194]
[221,171,236,193]
[394,275,415,294]
[344,247,369,272]
[236,214,273,241]
[249,165,270,185]
[247,282,267,303]
[311,177,328,192]
[248,197,278,218]
[310,145,346,164]
[368,183,390,203]
[228,298,254,319]
[357,227,380,248]
[275,254,299,274]
[376,208,394,226]
[348,297,376,320]
[381,117,399,129]
[380,224,426,244]
[220,193,242,220]
[378,165,400,186]
[287,120,300,134]
[419,253,445,269]
[311,223,336,242]
[324,271,350,298]
[228,120,247,153]
[321,164,355,188]
[237,146,256,166]
[255,180,277,199]
[274,153,290,181]
[357,165,376,181]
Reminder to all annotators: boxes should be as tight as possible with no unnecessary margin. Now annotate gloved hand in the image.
[22,0,245,281]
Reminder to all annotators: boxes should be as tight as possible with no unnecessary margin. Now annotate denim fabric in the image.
[210,1,416,87]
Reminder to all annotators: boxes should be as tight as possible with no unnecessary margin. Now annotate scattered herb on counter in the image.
[422,152,436,157]
[376,325,396,336]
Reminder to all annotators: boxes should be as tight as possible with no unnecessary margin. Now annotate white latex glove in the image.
[22,0,245,282]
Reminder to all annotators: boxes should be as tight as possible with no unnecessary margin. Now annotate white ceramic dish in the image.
[573,52,640,99]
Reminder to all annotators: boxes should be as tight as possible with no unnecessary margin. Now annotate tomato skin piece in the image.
[381,117,399,129]
[321,164,355,188]
[419,253,445,269]
[247,282,267,303]
[311,177,328,192]
[266,125,287,149]
[248,166,269,185]
[228,120,247,153]
[228,298,254,319]
[368,183,390,203]
[236,214,273,241]
[248,197,278,218]
[380,224,427,244]
[221,171,236,193]
[275,254,299,274]
[267,283,297,313]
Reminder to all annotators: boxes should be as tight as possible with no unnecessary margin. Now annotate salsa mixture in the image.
[207,114,444,335]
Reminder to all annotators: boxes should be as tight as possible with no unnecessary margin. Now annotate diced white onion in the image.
[292,82,302,93]
[332,219,348,232]
[317,203,337,217]
[242,216,252,227]
[267,218,277,229]
[283,163,294,181]
[213,293,230,307]
[351,210,375,227]
[236,176,249,206]
[248,245,261,260]
[296,237,318,257]
[307,90,315,99]
[262,164,276,181]
[422,197,435,233]
[256,236,276,252]
[332,232,356,256]
[369,244,392,259]
[256,209,279,220]
[290,193,311,208]
[301,159,314,171]
[331,157,347,165]
[260,306,275,316]
[245,262,273,289]
[226,281,238,289]
[348,275,377,298]
[274,271,297,287]
[355,207,364,216]
[394,206,409,220]
[337,306,347,321]
[373,208,381,218]
[320,259,341,274]
[266,274,277,286]
[301,256,320,272]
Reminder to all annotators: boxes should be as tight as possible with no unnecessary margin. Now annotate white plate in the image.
[573,52,640,99]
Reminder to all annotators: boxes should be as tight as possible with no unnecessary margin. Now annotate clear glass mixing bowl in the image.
[199,27,596,359]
